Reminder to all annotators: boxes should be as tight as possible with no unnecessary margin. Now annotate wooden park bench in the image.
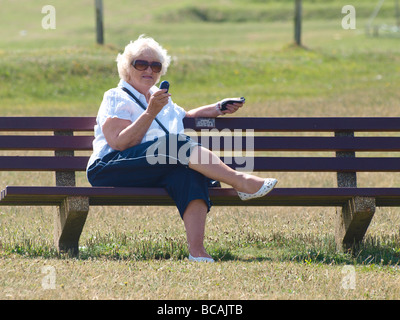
[1,116,400,256]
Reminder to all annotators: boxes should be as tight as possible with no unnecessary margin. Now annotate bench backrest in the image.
[1,116,400,187]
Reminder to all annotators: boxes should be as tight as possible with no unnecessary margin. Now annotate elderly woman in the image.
[87,35,277,262]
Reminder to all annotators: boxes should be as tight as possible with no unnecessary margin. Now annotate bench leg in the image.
[54,196,89,256]
[335,196,376,250]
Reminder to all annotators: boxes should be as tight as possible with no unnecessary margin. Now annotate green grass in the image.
[1,0,399,116]
[1,0,400,300]
[1,206,400,299]
[2,206,399,267]
[1,19,399,116]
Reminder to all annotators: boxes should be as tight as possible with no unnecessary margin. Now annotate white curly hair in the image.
[116,35,171,83]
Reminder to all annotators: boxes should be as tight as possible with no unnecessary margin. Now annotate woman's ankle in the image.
[234,174,264,194]
[188,246,212,258]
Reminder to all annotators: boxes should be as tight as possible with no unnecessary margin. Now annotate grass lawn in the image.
[1,0,400,300]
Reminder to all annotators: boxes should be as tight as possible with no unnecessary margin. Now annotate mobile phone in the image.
[220,97,245,111]
[160,80,170,93]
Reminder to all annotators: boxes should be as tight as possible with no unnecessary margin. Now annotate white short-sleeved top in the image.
[87,80,187,169]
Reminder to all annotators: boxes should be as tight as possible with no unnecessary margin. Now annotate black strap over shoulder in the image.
[121,86,170,135]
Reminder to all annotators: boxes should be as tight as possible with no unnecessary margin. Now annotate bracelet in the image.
[215,102,224,116]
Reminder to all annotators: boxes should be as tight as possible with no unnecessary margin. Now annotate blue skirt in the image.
[87,134,212,218]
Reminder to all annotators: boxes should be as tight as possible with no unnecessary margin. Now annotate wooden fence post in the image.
[294,0,302,46]
[95,0,104,45]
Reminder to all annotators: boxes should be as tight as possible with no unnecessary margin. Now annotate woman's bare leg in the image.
[184,146,274,259]
[189,146,264,194]
[182,199,212,258]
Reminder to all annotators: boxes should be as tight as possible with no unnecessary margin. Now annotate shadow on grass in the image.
[1,234,399,267]
[215,234,400,267]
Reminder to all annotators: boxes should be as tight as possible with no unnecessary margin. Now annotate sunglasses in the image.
[132,59,162,73]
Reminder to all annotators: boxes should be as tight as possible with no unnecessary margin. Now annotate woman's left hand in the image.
[218,98,245,115]
[186,97,245,118]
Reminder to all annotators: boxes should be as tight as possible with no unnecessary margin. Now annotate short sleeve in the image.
[97,89,134,127]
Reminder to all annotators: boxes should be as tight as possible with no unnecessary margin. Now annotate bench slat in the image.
[3,136,400,152]
[184,117,400,132]
[2,117,400,132]
[2,186,400,207]
[0,136,94,150]
[251,157,400,172]
[0,117,96,132]
[0,156,89,171]
[1,156,400,172]
[198,136,400,152]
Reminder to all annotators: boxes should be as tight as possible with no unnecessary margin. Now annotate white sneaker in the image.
[237,178,278,201]
[189,254,215,263]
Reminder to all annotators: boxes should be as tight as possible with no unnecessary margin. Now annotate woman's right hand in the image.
[146,89,171,118]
